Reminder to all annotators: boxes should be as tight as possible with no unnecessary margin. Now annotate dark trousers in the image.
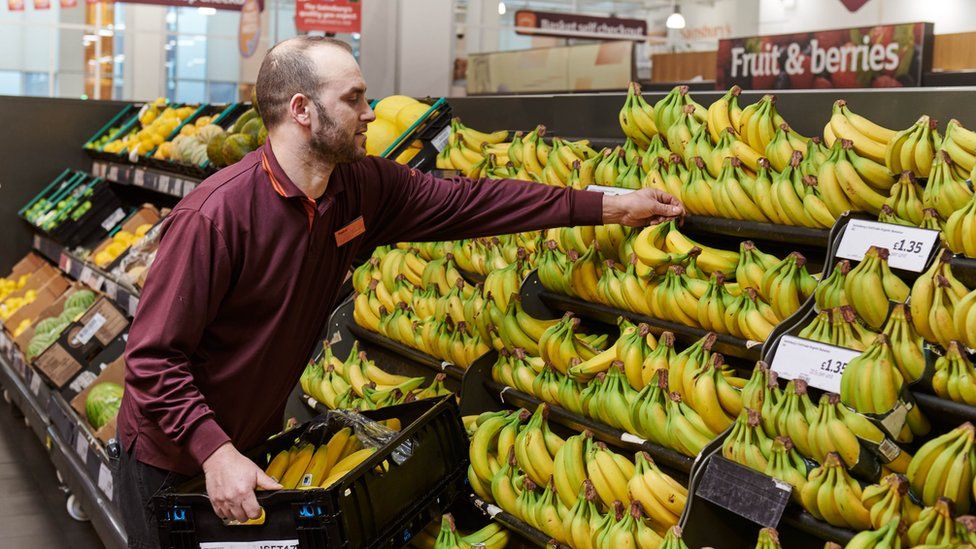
[116,446,188,549]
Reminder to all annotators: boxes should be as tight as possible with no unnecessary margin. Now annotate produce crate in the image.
[152,102,248,179]
[18,169,85,226]
[154,395,468,549]
[82,104,143,161]
[47,176,129,250]
[382,97,453,172]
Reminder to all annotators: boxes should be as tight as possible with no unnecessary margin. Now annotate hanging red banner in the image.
[8,0,25,10]
[60,0,77,7]
[34,0,50,9]
[295,0,361,34]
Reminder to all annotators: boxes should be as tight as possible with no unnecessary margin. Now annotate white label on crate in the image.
[835,220,940,273]
[431,126,451,152]
[92,162,104,177]
[98,462,114,500]
[770,336,861,394]
[72,313,106,346]
[69,370,99,394]
[183,180,196,196]
[107,165,119,181]
[79,267,103,291]
[30,372,42,396]
[75,433,89,460]
[101,208,126,231]
[104,280,118,301]
[157,174,171,193]
[199,541,299,549]
[585,185,637,196]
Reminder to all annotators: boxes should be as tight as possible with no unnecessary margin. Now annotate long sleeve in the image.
[123,209,233,467]
[363,159,605,247]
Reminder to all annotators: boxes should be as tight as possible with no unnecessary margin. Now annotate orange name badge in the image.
[335,216,366,246]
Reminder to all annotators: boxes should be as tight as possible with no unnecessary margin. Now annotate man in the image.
[116,36,683,548]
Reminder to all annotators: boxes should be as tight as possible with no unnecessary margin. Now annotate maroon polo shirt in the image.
[117,139,605,475]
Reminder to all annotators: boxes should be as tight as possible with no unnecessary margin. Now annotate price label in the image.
[835,220,940,272]
[98,463,114,499]
[133,169,145,187]
[92,162,104,177]
[431,126,451,152]
[585,185,636,196]
[200,542,299,549]
[127,295,140,317]
[72,313,106,346]
[697,456,792,528]
[103,280,118,301]
[182,180,195,196]
[79,267,104,291]
[107,166,119,181]
[100,207,126,231]
[75,432,89,460]
[30,372,42,395]
[157,175,171,193]
[59,254,70,271]
[770,336,861,394]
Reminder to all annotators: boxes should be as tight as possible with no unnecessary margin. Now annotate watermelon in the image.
[231,108,258,134]
[221,134,256,165]
[59,306,86,324]
[85,382,123,430]
[34,317,62,337]
[64,289,95,311]
[241,118,263,139]
[26,331,59,360]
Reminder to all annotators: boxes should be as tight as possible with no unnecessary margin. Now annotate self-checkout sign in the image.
[770,336,861,394]
[836,220,940,272]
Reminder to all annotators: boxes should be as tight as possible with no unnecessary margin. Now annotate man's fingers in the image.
[229,501,250,523]
[650,201,684,217]
[256,469,283,491]
[241,492,263,520]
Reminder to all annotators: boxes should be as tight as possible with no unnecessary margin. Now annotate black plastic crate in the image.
[151,102,249,179]
[154,395,468,549]
[82,104,142,160]
[382,98,453,173]
[44,176,128,249]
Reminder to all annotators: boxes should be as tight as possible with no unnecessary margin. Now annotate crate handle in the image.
[223,507,266,526]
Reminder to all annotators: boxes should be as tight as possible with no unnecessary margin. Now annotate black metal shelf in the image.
[912,391,976,425]
[536,289,762,363]
[470,495,566,549]
[682,215,831,248]
[92,159,201,198]
[779,508,856,546]
[484,380,695,474]
[347,322,469,381]
[949,255,976,289]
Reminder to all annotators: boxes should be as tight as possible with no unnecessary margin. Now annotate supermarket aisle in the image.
[0,400,105,548]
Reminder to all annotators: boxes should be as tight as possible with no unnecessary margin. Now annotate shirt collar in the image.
[260,139,346,201]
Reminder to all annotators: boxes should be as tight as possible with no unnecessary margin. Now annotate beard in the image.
[306,97,364,165]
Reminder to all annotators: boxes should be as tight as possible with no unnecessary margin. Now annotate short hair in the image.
[255,36,353,129]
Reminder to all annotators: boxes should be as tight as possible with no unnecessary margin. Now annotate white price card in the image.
[835,220,940,272]
[200,541,299,549]
[181,180,195,196]
[127,295,140,317]
[72,313,106,346]
[585,185,637,196]
[30,371,42,396]
[79,267,104,291]
[103,280,118,301]
[97,463,114,500]
[107,165,119,181]
[770,335,862,394]
[432,126,451,152]
[157,175,171,193]
[133,169,145,187]
[92,162,104,177]
[75,432,89,460]
[59,253,70,271]
[100,208,126,231]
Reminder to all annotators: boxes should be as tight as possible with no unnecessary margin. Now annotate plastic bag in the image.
[330,408,415,465]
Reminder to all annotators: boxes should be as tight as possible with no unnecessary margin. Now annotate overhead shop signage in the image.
[514,10,648,42]
[295,0,361,34]
[716,22,933,90]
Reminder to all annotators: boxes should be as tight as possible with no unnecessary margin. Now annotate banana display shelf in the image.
[676,212,976,548]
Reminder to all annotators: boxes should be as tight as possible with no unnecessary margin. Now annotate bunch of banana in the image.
[628,369,672,450]
[799,451,873,529]
[594,224,632,263]
[648,265,702,328]
[879,171,925,227]
[910,248,971,343]
[627,451,687,533]
[885,115,941,178]
[955,288,976,351]
[536,240,572,295]
[593,148,626,187]
[940,119,976,175]
[491,296,557,356]
[711,157,770,222]
[723,408,774,472]
[683,125,718,176]
[759,251,817,321]
[923,151,974,219]
[665,391,720,456]
[537,313,606,375]
[831,140,890,215]
[945,192,976,258]
[653,85,706,136]
[408,514,510,549]
[659,526,691,549]
[844,246,909,329]
[565,245,605,303]
[634,220,741,275]
[766,123,805,172]
[920,207,945,233]
[706,85,743,143]
[908,498,966,547]
[878,204,914,227]
[618,82,658,147]
[841,333,931,440]
[812,260,850,310]
[581,363,639,433]
[685,353,745,432]
[468,409,525,498]
[732,241,779,293]
[932,341,976,406]
[841,518,902,549]
[860,473,922,534]
[697,272,732,333]
[547,226,596,256]
[667,105,705,160]
[741,361,770,410]
[753,527,783,549]
[768,379,817,460]
[764,436,810,503]
[665,331,716,398]
[878,303,926,384]
[265,427,377,490]
[907,421,975,512]
[583,440,635,509]
[824,100,894,166]
[739,94,796,155]
[379,304,488,368]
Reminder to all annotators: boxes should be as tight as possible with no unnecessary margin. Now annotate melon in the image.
[33,317,62,337]
[395,103,431,134]
[59,306,86,324]
[374,95,418,123]
[207,132,228,167]
[365,119,399,156]
[231,108,259,134]
[241,118,263,139]
[64,289,95,312]
[85,382,123,430]
[221,133,256,165]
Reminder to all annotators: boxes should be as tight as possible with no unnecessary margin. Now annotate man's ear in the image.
[289,94,312,128]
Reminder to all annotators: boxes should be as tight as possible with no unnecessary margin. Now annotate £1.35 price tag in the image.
[770,336,862,394]
[835,219,940,272]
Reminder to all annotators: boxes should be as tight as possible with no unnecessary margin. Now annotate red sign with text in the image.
[295,0,361,34]
[8,0,24,10]
[60,0,77,7]
[716,22,933,90]
[33,0,50,9]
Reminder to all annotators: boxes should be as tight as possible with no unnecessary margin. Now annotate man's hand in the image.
[203,442,282,522]
[602,188,685,227]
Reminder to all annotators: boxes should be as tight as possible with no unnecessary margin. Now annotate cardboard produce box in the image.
[13,282,94,354]
[7,252,46,280]
[34,297,129,389]
[70,351,125,444]
[4,274,72,338]
[90,204,162,270]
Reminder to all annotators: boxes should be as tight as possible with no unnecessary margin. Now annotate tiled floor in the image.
[0,399,105,548]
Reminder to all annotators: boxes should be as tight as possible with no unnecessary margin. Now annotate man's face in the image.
[304,47,375,164]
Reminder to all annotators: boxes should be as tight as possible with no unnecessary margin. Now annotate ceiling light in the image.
[666,2,685,30]
[497,1,506,15]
